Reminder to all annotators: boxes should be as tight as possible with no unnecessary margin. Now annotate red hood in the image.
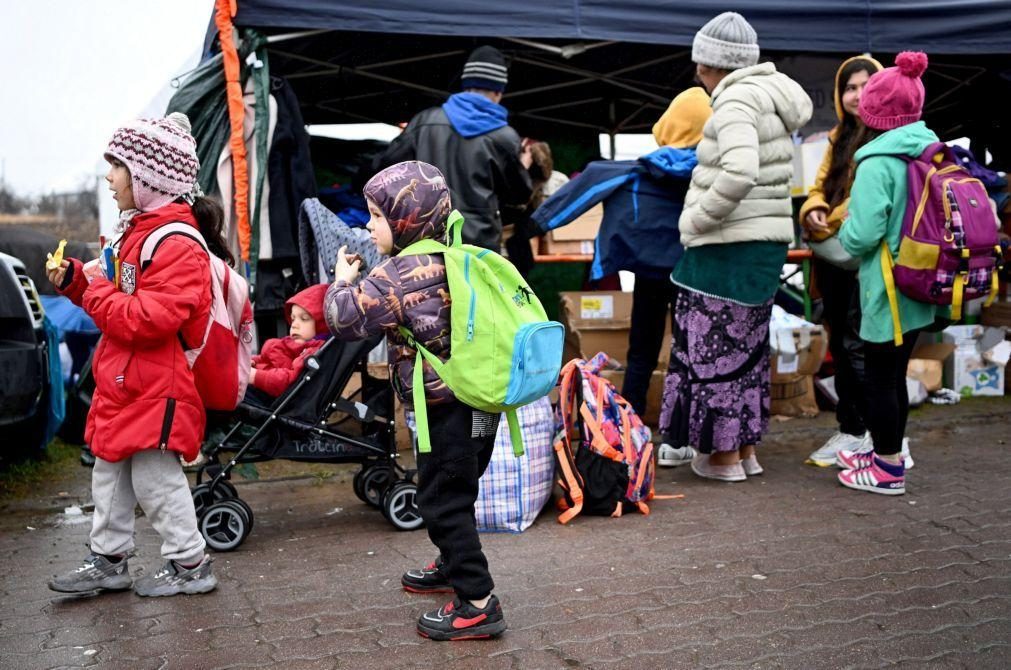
[285,283,329,334]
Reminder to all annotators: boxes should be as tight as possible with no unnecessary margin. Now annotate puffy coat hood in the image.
[713,62,813,132]
[638,147,699,182]
[833,55,884,121]
[363,161,452,253]
[285,283,329,334]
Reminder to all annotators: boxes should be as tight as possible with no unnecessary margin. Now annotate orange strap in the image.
[553,439,583,524]
[579,404,624,462]
[215,0,251,263]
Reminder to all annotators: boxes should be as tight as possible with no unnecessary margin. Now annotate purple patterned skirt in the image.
[658,289,772,453]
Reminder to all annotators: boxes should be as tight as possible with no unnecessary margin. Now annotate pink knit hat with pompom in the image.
[858,52,928,130]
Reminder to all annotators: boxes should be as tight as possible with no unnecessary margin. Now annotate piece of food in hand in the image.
[82,259,103,284]
[45,239,68,271]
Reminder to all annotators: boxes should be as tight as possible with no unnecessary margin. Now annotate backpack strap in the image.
[880,242,904,346]
[140,223,209,271]
[553,361,584,524]
[398,326,447,454]
[447,209,464,248]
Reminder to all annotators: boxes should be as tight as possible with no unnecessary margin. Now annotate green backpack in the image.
[398,211,565,456]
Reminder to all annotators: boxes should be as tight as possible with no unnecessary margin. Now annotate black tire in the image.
[218,498,254,542]
[361,466,393,509]
[383,482,424,531]
[199,501,248,552]
[352,468,368,503]
[191,482,236,520]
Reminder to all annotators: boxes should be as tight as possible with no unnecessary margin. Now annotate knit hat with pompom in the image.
[858,52,928,130]
[104,112,201,212]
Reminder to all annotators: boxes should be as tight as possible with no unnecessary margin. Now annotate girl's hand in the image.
[334,246,362,283]
[804,209,829,234]
[46,259,70,288]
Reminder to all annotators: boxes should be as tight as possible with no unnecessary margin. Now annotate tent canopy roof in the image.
[219,1,1011,55]
[201,1,1011,163]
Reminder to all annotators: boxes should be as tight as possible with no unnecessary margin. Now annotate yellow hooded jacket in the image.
[799,55,883,242]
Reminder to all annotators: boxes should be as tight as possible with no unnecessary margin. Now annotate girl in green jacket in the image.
[837,52,946,496]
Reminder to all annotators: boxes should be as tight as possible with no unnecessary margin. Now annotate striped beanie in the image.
[461,46,509,93]
[104,112,201,213]
[692,12,760,71]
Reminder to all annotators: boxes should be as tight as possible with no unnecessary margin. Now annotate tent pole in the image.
[609,100,617,160]
[266,29,331,44]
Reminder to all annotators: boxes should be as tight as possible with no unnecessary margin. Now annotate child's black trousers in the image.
[415,400,500,601]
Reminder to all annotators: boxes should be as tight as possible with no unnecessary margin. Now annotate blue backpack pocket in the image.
[504,321,565,406]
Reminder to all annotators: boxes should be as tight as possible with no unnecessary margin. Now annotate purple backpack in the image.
[883,142,1002,343]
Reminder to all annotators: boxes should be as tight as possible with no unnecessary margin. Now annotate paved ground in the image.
[1,399,1010,669]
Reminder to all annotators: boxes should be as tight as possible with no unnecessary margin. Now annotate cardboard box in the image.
[558,291,671,367]
[599,369,665,427]
[559,291,633,363]
[981,297,1011,328]
[771,327,827,379]
[907,342,955,392]
[541,204,602,255]
[941,326,1008,396]
[771,373,819,417]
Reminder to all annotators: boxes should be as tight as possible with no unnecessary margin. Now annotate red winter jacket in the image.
[250,337,325,397]
[250,283,330,397]
[59,203,211,462]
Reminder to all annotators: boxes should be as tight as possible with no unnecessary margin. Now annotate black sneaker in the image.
[417,595,506,641]
[401,556,453,594]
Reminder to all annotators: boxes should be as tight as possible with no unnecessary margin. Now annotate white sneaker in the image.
[657,443,697,467]
[807,432,869,467]
[901,437,914,470]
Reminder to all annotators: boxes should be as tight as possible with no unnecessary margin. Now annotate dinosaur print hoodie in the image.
[325,161,454,406]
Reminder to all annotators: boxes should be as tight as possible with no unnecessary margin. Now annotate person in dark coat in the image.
[373,46,533,251]
[532,87,712,467]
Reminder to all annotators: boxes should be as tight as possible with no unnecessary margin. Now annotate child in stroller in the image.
[192,330,421,552]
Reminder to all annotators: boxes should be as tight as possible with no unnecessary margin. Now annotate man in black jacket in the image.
[374,46,533,251]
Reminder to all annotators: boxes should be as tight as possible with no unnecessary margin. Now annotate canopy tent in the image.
[201,1,1011,165]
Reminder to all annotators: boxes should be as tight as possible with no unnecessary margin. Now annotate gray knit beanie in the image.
[692,12,760,70]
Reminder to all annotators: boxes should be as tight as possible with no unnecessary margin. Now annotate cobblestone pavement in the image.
[1,401,1009,669]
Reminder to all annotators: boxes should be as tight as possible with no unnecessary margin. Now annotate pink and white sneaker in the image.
[838,457,905,496]
[837,437,914,470]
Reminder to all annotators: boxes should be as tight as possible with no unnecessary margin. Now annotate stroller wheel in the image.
[352,468,368,503]
[200,501,249,552]
[221,497,254,539]
[191,481,238,519]
[360,466,394,508]
[383,482,424,531]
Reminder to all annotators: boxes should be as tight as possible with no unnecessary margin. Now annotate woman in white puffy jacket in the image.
[658,12,812,483]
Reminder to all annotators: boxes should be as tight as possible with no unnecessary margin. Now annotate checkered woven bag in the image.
[475,396,556,533]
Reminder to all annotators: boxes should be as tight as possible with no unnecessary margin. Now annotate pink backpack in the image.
[883,142,1002,344]
[141,223,254,410]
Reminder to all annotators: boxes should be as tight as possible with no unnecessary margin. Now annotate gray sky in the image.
[0,0,211,195]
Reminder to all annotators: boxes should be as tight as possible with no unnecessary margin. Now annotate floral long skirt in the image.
[658,289,772,454]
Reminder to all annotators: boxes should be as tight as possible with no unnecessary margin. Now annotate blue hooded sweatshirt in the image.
[532,147,698,280]
[442,92,509,138]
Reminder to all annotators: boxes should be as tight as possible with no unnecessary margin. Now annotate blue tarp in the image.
[217,1,1011,55]
[39,295,98,338]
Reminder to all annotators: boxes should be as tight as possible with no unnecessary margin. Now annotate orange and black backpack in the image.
[553,353,655,524]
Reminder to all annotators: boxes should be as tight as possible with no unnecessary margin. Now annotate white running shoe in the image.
[657,443,697,467]
[807,432,870,467]
[901,437,914,470]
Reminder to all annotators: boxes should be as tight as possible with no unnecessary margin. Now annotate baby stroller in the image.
[192,334,422,552]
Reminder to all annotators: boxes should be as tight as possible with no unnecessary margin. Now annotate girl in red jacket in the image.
[249,283,330,398]
[46,113,228,597]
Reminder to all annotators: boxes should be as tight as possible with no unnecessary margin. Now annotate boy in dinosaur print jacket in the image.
[325,161,508,642]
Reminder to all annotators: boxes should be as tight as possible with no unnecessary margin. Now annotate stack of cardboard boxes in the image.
[557,290,671,426]
[539,204,603,256]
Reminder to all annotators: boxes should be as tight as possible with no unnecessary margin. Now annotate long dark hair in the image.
[822,58,882,209]
[190,195,235,267]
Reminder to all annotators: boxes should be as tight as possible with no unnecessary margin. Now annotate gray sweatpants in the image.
[89,449,205,564]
